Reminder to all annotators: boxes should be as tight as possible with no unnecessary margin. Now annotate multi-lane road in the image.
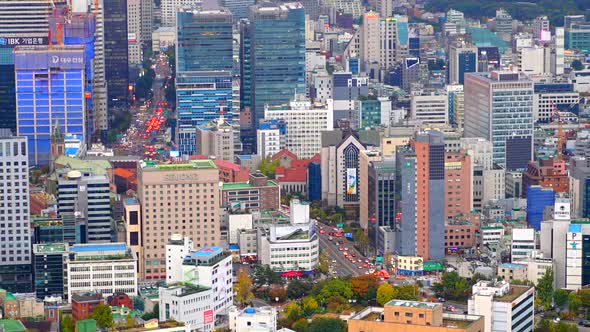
[316,222,373,277]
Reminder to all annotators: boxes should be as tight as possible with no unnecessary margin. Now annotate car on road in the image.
[438,297,446,302]
[319,228,325,234]
[338,247,344,251]
[351,253,357,257]
[328,236,333,241]
[362,263,368,268]
[332,260,337,263]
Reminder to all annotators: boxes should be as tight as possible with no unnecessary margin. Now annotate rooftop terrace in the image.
[495,285,531,303]
[221,180,278,190]
[141,159,216,170]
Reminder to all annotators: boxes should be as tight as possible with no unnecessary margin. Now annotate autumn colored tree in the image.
[269,284,287,302]
[351,275,379,298]
[377,283,397,306]
[235,269,255,306]
[302,297,319,317]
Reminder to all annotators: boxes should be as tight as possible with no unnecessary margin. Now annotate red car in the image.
[319,229,325,234]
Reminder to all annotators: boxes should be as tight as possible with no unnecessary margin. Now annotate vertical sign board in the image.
[203,309,214,324]
[566,224,582,289]
[346,168,357,195]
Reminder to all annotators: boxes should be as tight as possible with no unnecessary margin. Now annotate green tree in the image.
[141,303,159,320]
[572,60,585,71]
[285,301,304,323]
[317,251,330,275]
[354,229,369,256]
[235,269,255,306]
[569,291,582,313]
[133,296,145,312]
[537,268,554,310]
[554,289,569,308]
[258,157,280,178]
[578,288,590,307]
[397,284,420,301]
[377,283,397,306]
[125,315,136,328]
[317,279,353,304]
[292,318,310,332]
[287,280,312,299]
[309,317,347,332]
[302,297,319,317]
[92,304,114,329]
[433,271,470,301]
[60,314,74,332]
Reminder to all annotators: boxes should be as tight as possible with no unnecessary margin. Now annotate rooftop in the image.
[189,246,222,258]
[221,180,278,190]
[499,263,526,269]
[34,243,67,253]
[124,197,140,205]
[0,320,26,332]
[70,243,127,253]
[386,300,440,309]
[495,285,532,302]
[141,159,216,170]
[163,283,210,297]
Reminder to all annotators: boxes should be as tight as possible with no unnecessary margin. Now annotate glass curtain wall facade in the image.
[14,46,86,165]
[175,8,234,156]
[247,3,305,139]
[104,0,128,105]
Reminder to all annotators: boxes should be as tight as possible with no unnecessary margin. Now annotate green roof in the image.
[35,243,67,253]
[0,320,26,332]
[53,156,111,175]
[222,180,278,190]
[2,292,16,301]
[76,319,97,332]
[143,159,216,170]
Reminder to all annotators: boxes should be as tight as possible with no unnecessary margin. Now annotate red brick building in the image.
[214,160,250,183]
[444,212,481,254]
[71,293,104,321]
[522,158,568,197]
[220,173,279,211]
[445,150,472,220]
[107,292,133,309]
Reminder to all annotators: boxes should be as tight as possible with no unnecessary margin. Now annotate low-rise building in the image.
[514,255,553,285]
[159,283,214,332]
[511,228,536,262]
[0,290,44,320]
[348,300,484,332]
[71,293,105,321]
[444,218,478,254]
[258,200,319,272]
[497,263,528,282]
[220,173,280,211]
[214,160,250,183]
[67,243,138,300]
[228,306,277,332]
[468,281,534,332]
[396,256,424,275]
[481,225,505,245]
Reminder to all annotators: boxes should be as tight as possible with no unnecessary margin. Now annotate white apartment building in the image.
[360,11,380,74]
[511,228,536,262]
[410,92,449,125]
[159,283,214,332]
[264,98,333,159]
[311,71,332,104]
[0,131,31,269]
[166,241,233,316]
[228,306,277,332]
[257,127,283,159]
[481,225,504,245]
[518,46,551,75]
[258,200,319,272]
[161,0,196,26]
[468,281,534,332]
[67,243,138,301]
[514,255,553,285]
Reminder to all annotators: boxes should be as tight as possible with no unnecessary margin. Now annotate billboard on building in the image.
[554,200,571,220]
[346,168,357,195]
[0,36,48,48]
[203,309,214,324]
[14,48,85,70]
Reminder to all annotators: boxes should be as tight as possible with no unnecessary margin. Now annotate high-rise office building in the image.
[396,131,445,261]
[49,4,97,143]
[449,43,477,84]
[33,243,67,300]
[464,71,534,171]
[137,159,220,280]
[564,15,590,53]
[175,7,234,156]
[361,11,380,77]
[161,0,195,27]
[0,129,32,293]
[104,0,128,105]
[0,0,59,132]
[127,0,142,67]
[243,2,305,147]
[359,150,395,248]
[14,45,86,165]
[57,168,112,243]
[89,0,108,139]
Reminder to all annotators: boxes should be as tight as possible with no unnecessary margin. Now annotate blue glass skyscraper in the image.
[175,8,234,156]
[243,3,305,152]
[14,45,86,165]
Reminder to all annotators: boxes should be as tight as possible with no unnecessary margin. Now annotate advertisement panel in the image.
[346,168,357,195]
[554,200,571,220]
[0,36,48,48]
[203,309,214,324]
[14,49,85,70]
